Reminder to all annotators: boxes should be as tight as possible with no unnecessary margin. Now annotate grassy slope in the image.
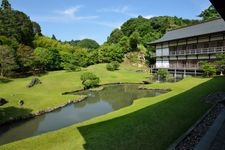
[0,64,149,124]
[1,76,225,150]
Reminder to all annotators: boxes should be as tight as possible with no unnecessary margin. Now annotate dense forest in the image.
[0,0,220,77]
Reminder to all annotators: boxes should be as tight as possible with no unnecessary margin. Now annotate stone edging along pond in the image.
[0,95,88,126]
[1,82,159,126]
[167,103,225,150]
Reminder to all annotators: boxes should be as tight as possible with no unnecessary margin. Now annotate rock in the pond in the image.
[27,78,41,88]
[0,98,8,106]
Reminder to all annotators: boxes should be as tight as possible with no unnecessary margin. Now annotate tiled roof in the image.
[150,18,225,45]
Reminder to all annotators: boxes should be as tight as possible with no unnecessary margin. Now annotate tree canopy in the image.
[0,45,17,76]
[198,5,220,20]
[1,0,11,10]
[0,1,220,77]
[0,2,35,45]
[66,39,100,49]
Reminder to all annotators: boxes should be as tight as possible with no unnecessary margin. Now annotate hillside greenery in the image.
[198,5,220,20]
[0,0,220,78]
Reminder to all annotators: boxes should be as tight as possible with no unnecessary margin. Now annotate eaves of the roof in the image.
[149,18,225,45]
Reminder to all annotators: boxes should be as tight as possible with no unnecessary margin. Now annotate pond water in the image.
[0,84,167,145]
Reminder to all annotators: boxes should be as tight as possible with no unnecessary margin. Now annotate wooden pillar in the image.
[184,69,186,78]
[174,69,177,78]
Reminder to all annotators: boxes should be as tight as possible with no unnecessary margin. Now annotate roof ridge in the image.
[167,17,222,32]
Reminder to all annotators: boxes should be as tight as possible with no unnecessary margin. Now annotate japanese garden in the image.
[0,0,225,149]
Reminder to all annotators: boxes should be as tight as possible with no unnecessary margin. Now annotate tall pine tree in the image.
[1,0,11,10]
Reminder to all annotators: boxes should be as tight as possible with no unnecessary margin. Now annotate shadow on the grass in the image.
[0,77,12,84]
[78,77,225,150]
[0,106,33,125]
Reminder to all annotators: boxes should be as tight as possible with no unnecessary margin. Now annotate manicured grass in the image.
[1,76,225,150]
[0,64,149,124]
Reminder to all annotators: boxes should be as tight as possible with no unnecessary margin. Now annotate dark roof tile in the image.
[150,18,225,45]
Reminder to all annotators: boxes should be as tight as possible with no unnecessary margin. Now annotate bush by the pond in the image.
[106,61,120,71]
[157,69,169,80]
[80,72,100,89]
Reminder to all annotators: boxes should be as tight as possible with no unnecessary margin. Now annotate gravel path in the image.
[174,104,225,150]
[209,120,225,150]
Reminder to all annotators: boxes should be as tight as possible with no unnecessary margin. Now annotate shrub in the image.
[106,63,114,71]
[156,69,169,80]
[80,72,100,89]
[200,61,216,77]
[106,61,120,71]
[63,63,81,72]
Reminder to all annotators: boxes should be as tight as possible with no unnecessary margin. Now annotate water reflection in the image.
[0,84,167,145]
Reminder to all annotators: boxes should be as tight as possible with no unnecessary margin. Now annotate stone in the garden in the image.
[27,78,41,88]
[0,98,8,106]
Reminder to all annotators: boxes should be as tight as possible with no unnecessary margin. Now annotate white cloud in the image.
[58,7,80,17]
[97,6,129,14]
[33,6,99,23]
[143,15,154,19]
[93,21,124,28]
[97,6,137,17]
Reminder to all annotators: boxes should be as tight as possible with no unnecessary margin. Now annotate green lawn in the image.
[1,70,225,150]
[0,64,149,124]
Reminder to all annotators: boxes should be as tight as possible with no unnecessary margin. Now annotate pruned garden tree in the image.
[215,53,225,75]
[80,72,100,89]
[156,68,169,80]
[200,61,216,77]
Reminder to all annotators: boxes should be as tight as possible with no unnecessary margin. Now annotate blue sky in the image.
[9,0,211,44]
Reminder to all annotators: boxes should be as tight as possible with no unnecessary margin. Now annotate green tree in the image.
[106,61,120,71]
[60,52,80,71]
[66,39,100,50]
[200,61,216,77]
[0,36,19,49]
[1,0,11,10]
[121,16,152,37]
[87,50,99,65]
[215,54,225,75]
[80,72,100,89]
[32,21,42,35]
[51,34,57,40]
[107,29,124,44]
[33,47,61,71]
[119,36,131,53]
[77,39,100,49]
[73,48,89,67]
[16,44,34,70]
[33,35,74,52]
[0,10,34,45]
[98,44,124,63]
[198,5,220,20]
[157,69,169,80]
[0,45,17,77]
[129,31,141,50]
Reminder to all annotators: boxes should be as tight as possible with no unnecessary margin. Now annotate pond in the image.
[0,84,168,145]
